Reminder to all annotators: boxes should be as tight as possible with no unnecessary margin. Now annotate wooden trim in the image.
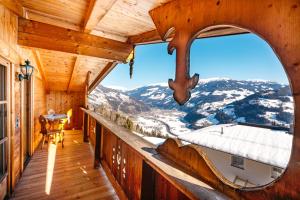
[31,50,49,92]
[88,62,117,93]
[67,56,80,93]
[18,18,133,61]
[101,161,128,200]
[24,8,81,31]
[0,56,11,197]
[83,0,118,33]
[0,137,8,145]
[128,27,249,45]
[0,0,24,17]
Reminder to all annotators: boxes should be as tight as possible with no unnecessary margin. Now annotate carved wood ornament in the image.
[150,0,300,199]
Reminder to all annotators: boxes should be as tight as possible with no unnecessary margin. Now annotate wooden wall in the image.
[46,91,84,130]
[32,77,47,150]
[0,3,48,196]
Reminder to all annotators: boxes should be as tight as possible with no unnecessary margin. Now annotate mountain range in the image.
[88,78,294,135]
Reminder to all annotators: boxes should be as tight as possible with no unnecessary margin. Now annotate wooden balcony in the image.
[11,130,118,200]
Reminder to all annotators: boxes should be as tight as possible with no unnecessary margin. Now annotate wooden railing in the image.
[82,108,229,200]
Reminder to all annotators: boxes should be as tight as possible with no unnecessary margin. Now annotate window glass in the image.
[231,156,244,169]
[271,167,282,179]
[0,104,7,140]
[0,143,6,180]
[0,65,6,101]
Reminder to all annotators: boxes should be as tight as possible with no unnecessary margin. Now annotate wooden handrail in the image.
[82,108,229,200]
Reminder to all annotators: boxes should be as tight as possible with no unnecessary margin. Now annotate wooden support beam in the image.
[128,27,249,45]
[67,56,80,93]
[18,18,133,62]
[88,62,117,93]
[85,71,91,108]
[32,49,49,92]
[0,0,24,17]
[83,0,118,33]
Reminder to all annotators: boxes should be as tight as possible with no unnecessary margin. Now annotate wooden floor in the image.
[11,130,119,200]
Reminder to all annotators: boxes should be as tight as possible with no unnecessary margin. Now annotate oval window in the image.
[88,28,294,188]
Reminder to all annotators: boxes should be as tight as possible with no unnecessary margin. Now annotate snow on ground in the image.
[249,98,282,108]
[143,137,166,145]
[134,116,170,137]
[195,114,219,127]
[132,132,166,145]
[178,124,293,168]
[141,87,159,96]
[283,101,294,113]
[149,93,166,100]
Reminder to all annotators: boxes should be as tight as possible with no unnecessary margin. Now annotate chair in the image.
[39,115,64,149]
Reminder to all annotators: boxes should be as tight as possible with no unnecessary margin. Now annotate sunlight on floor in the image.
[45,143,57,195]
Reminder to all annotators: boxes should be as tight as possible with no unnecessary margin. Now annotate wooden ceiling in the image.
[1,0,248,92]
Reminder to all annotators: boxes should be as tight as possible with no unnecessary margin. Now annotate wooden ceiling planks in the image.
[83,0,118,33]
[93,0,171,40]
[68,56,109,92]
[20,0,88,27]
[38,49,76,91]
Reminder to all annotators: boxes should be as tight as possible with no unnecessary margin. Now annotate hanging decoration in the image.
[129,46,135,79]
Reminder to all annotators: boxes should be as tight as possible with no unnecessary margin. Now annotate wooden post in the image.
[83,113,89,143]
[94,122,101,169]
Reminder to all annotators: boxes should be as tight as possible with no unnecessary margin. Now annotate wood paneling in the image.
[20,0,88,27]
[0,4,19,63]
[32,76,47,151]
[11,130,119,200]
[46,91,84,130]
[94,0,169,39]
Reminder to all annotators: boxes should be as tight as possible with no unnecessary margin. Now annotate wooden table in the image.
[43,114,68,129]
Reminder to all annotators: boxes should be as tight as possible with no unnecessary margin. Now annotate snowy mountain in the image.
[89,85,151,114]
[89,78,294,135]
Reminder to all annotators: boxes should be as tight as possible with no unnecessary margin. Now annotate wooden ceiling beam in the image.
[83,0,118,33]
[32,49,49,92]
[67,56,80,93]
[24,8,81,31]
[128,27,249,45]
[0,0,24,17]
[18,18,133,62]
[88,62,117,93]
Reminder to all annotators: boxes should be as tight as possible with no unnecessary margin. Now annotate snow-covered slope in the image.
[89,78,294,134]
[126,78,293,129]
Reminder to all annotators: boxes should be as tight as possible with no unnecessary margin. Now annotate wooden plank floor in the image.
[11,130,119,200]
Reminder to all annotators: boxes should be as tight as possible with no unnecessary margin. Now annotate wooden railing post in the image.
[94,122,101,168]
[83,112,89,142]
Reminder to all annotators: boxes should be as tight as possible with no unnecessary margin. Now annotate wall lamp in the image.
[19,59,34,81]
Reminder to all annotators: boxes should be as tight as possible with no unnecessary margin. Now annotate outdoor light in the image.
[19,59,34,81]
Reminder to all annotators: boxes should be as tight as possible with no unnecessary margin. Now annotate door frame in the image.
[20,74,34,171]
[0,56,11,199]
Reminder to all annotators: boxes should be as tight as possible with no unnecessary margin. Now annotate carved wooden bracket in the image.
[150,0,300,199]
[167,30,199,105]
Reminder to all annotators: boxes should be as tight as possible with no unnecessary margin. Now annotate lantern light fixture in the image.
[19,59,34,81]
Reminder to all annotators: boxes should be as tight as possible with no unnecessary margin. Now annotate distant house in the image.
[178,124,293,187]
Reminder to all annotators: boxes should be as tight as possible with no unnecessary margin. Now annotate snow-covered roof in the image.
[178,124,293,168]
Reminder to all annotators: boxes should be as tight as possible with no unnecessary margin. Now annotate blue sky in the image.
[102,33,289,90]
